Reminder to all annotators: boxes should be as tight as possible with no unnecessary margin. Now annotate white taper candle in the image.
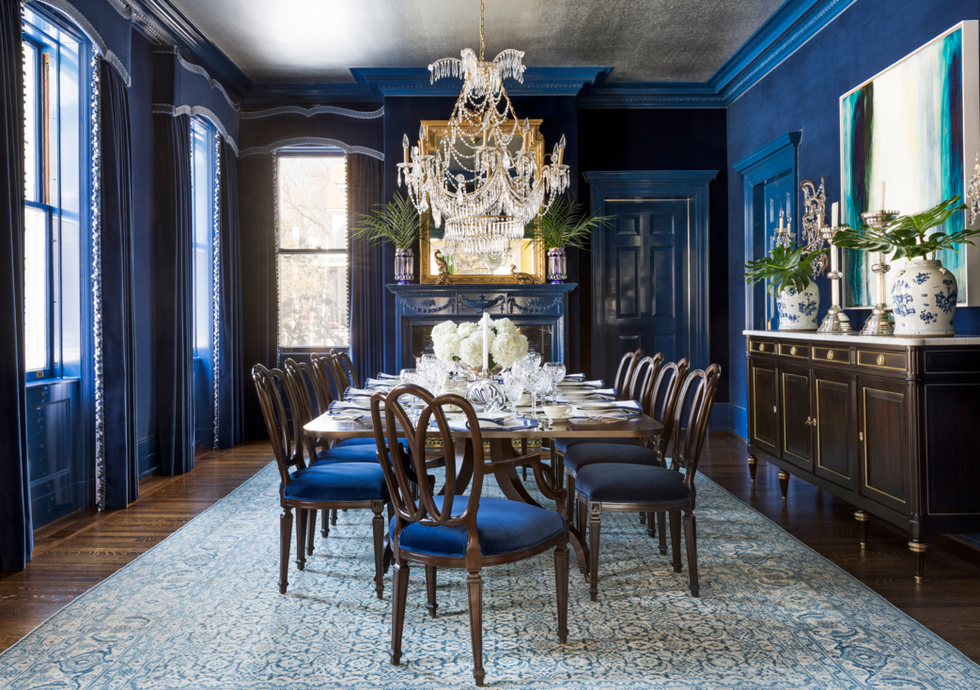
[482,312,490,372]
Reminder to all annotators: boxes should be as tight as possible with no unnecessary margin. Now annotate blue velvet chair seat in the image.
[394,496,565,558]
[563,443,662,474]
[575,464,691,504]
[283,463,389,502]
[555,436,638,454]
[313,442,385,465]
[336,438,411,453]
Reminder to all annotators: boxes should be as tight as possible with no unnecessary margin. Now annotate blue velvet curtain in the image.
[217,137,243,448]
[0,0,31,571]
[100,58,139,509]
[348,154,385,383]
[154,113,195,475]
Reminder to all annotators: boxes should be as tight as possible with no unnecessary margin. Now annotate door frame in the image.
[583,170,718,378]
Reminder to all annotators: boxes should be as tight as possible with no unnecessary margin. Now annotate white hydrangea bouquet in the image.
[430,317,529,370]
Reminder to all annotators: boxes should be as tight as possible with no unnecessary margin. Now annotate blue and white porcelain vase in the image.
[776,283,820,331]
[890,259,956,337]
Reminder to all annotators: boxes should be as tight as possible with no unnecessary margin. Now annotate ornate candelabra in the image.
[858,209,899,337]
[800,178,853,334]
[800,178,828,276]
[817,222,854,334]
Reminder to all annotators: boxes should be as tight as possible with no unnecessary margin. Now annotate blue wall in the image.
[727,0,980,438]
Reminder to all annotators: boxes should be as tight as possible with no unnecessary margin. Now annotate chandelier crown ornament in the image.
[397,1,570,256]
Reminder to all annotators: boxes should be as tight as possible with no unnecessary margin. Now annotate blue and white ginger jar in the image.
[890,259,956,337]
[776,282,820,331]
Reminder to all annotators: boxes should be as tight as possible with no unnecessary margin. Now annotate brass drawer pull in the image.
[790,346,798,356]
[876,354,886,366]
[826,350,834,361]
[758,343,767,352]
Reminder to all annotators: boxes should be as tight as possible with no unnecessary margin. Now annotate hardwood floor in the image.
[1,435,978,664]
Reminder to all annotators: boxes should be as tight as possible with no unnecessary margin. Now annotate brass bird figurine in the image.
[511,265,539,284]
[434,250,454,285]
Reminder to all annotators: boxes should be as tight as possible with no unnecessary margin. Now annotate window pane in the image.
[278,156,347,250]
[23,42,37,202]
[24,206,48,371]
[191,120,214,358]
[278,253,349,348]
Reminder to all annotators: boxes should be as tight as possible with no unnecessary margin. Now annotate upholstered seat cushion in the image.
[314,443,380,465]
[337,438,411,454]
[283,463,389,502]
[394,496,565,558]
[563,443,661,474]
[555,436,638,454]
[575,464,691,505]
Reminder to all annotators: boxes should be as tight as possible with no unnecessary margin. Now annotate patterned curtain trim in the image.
[90,50,105,510]
[150,104,239,156]
[272,152,280,367]
[239,137,383,160]
[212,135,221,449]
[32,0,131,86]
[239,105,384,120]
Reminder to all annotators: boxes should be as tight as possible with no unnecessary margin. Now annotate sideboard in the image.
[744,330,980,581]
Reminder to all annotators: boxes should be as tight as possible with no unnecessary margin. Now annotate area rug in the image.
[1,463,978,689]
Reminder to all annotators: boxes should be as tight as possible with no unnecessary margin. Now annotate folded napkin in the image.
[345,387,380,398]
[592,388,616,396]
[442,415,539,432]
[365,378,396,389]
[377,373,401,380]
[329,400,374,413]
[564,373,585,381]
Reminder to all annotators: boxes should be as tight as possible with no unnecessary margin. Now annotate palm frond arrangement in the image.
[524,196,614,250]
[744,244,827,295]
[351,192,422,249]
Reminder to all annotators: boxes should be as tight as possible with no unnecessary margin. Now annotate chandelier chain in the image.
[479,0,485,62]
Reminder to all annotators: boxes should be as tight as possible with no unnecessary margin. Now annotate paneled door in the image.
[599,199,688,380]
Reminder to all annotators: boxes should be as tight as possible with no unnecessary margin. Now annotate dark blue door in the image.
[599,199,689,381]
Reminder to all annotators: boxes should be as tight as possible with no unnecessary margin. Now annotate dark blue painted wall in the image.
[578,109,729,398]
[727,0,980,438]
[130,30,157,448]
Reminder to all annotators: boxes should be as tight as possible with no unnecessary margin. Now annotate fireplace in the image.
[388,283,577,370]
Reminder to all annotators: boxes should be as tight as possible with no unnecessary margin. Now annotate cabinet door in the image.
[780,363,813,471]
[858,377,910,515]
[748,358,778,455]
[813,369,856,489]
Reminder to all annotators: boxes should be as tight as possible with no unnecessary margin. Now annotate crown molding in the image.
[577,82,725,109]
[351,66,611,97]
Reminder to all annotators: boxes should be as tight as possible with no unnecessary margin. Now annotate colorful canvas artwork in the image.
[840,21,979,308]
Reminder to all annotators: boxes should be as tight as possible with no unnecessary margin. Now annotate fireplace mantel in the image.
[387,283,577,369]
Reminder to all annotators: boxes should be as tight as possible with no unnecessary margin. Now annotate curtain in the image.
[217,137,243,448]
[348,154,385,384]
[154,113,194,475]
[100,58,139,509]
[239,154,276,441]
[0,0,30,571]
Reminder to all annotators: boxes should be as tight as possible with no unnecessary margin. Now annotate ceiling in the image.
[168,0,785,85]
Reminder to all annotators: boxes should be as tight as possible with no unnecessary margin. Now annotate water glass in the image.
[543,361,566,403]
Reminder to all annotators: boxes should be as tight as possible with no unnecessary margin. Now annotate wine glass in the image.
[522,350,542,370]
[543,361,566,403]
[526,368,551,417]
[502,369,526,416]
[399,367,419,421]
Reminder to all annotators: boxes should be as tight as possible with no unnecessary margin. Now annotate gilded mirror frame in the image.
[419,118,547,284]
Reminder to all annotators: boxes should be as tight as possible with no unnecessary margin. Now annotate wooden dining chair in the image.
[252,364,390,598]
[613,347,643,399]
[370,384,569,687]
[563,358,689,538]
[574,363,721,601]
[626,353,664,409]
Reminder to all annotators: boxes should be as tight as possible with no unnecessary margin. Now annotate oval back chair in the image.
[612,348,642,399]
[628,353,664,407]
[370,384,568,687]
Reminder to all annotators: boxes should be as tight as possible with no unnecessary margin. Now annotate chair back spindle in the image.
[252,364,305,490]
[644,358,689,461]
[630,353,664,407]
[613,348,642,399]
[669,364,722,503]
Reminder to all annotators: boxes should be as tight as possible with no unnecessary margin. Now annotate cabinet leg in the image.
[854,510,870,549]
[748,455,758,484]
[777,470,790,502]
[908,540,927,584]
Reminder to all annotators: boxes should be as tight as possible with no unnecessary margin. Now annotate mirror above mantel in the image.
[419,118,547,284]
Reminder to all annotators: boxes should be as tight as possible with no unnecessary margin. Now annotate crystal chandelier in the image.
[397,0,570,256]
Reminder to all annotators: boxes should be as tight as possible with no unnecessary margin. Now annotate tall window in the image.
[276,151,349,350]
[22,8,82,379]
[191,117,218,446]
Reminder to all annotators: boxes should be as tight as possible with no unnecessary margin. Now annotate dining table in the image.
[303,379,663,577]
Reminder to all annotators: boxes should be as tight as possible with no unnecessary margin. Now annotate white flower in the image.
[433,333,461,363]
[494,317,518,336]
[457,322,479,339]
[431,321,458,341]
[458,335,485,368]
[490,330,529,368]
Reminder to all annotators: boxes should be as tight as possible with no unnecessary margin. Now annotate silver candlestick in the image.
[817,223,854,334]
[858,209,899,337]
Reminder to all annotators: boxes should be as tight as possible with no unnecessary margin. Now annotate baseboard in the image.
[709,403,749,439]
[138,435,160,479]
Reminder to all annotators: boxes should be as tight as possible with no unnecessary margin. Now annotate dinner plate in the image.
[561,391,595,399]
[575,401,616,410]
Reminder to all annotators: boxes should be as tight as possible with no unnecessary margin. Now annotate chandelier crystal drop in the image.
[397,3,570,256]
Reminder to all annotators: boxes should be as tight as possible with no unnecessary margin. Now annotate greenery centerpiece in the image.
[525,196,614,283]
[744,243,827,331]
[831,195,973,336]
[351,191,423,284]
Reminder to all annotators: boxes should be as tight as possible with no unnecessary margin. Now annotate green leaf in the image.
[524,196,615,250]
[350,192,423,249]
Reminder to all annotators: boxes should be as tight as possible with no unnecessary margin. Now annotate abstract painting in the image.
[840,21,979,307]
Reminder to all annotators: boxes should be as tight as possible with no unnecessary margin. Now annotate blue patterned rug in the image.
[2,462,978,689]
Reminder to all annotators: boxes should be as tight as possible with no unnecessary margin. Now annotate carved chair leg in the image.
[467,571,486,686]
[320,508,330,538]
[306,509,316,556]
[854,510,870,549]
[565,474,576,530]
[909,540,927,584]
[657,512,668,555]
[554,539,569,644]
[639,512,646,525]
[589,503,601,602]
[390,561,410,666]
[646,512,655,537]
[331,509,339,526]
[551,445,564,491]
[372,501,385,599]
[777,470,790,502]
[425,565,438,618]
[748,454,758,484]
[683,509,699,597]
[279,507,293,594]
[295,508,307,571]
[669,510,682,573]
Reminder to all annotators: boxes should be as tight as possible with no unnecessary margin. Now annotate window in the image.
[191,117,218,446]
[276,151,349,350]
[22,8,82,378]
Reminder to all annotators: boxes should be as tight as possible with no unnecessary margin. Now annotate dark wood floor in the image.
[1,435,978,663]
